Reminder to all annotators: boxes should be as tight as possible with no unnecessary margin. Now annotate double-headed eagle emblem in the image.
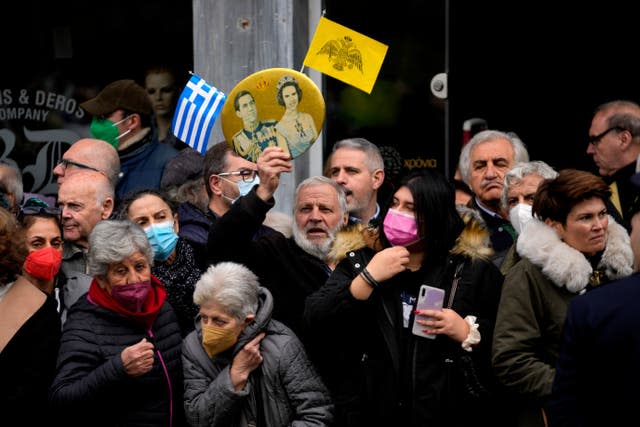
[316,36,363,73]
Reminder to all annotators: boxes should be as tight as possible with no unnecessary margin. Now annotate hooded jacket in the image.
[492,216,633,426]
[182,287,334,427]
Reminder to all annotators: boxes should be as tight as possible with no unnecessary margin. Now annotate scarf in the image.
[88,274,166,329]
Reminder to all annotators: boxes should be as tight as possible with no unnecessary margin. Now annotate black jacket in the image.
[303,211,510,427]
[49,293,185,426]
[206,188,331,340]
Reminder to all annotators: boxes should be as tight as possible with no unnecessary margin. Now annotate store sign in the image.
[0,88,84,195]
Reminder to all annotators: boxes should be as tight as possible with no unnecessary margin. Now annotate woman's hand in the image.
[229,332,265,391]
[367,246,411,282]
[350,246,410,300]
[121,338,155,377]
[415,308,469,342]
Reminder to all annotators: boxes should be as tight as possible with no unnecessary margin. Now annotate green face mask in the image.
[89,116,131,148]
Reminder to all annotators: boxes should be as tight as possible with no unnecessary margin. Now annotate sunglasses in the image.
[17,197,61,222]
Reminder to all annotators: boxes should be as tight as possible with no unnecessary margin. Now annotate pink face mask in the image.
[383,208,421,247]
[110,280,151,312]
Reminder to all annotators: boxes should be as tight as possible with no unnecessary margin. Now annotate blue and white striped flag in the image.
[171,73,226,154]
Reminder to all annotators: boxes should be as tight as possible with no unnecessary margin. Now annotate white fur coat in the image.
[516,216,633,293]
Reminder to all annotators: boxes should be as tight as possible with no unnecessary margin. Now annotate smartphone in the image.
[412,285,445,339]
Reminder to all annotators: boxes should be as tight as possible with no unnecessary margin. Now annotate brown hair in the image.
[533,169,610,224]
[0,207,27,285]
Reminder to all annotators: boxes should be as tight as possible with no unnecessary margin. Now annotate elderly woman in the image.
[182,261,334,427]
[0,207,61,425]
[49,220,185,426]
[118,188,202,336]
[499,160,559,274]
[492,169,634,427]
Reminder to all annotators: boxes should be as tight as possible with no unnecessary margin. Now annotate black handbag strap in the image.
[446,262,465,309]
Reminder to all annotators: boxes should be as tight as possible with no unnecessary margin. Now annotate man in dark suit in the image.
[548,272,640,427]
[458,129,530,268]
[586,100,640,233]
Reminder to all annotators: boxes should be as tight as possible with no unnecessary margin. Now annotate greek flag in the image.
[171,73,226,154]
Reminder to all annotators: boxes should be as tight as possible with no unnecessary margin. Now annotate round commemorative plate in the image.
[221,68,325,161]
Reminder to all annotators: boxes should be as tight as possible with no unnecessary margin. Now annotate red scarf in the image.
[88,275,166,329]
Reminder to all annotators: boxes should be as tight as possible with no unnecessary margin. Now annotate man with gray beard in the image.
[207,146,348,340]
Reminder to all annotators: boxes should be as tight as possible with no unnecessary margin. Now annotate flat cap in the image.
[81,79,152,116]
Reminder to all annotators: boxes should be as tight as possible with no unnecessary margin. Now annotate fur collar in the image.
[328,206,493,264]
[516,216,633,293]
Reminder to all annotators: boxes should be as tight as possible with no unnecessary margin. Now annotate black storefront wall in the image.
[4,0,640,198]
[0,0,193,197]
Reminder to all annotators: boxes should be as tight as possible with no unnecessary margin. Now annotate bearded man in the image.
[206,146,348,340]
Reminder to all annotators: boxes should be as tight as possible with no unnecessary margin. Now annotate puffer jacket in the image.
[492,216,633,426]
[182,287,334,427]
[49,293,185,426]
[304,208,510,427]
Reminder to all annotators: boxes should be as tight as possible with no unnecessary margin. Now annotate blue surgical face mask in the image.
[144,220,179,261]
[220,175,260,204]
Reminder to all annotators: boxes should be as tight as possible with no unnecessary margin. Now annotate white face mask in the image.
[509,203,533,235]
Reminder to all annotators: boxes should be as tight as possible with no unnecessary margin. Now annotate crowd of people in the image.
[1,91,640,427]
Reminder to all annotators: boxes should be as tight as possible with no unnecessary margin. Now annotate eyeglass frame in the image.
[587,126,626,146]
[56,158,101,173]
[216,169,259,182]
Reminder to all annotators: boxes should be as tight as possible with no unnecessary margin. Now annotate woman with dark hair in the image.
[304,168,508,427]
[492,168,634,427]
[119,188,202,336]
[0,207,61,424]
[17,197,64,299]
[275,74,318,158]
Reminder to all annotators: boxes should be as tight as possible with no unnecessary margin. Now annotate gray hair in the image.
[87,220,153,278]
[458,130,530,185]
[294,175,348,217]
[0,160,23,208]
[501,161,558,209]
[167,178,209,213]
[193,262,259,321]
[94,174,115,205]
[594,100,640,141]
[332,138,385,171]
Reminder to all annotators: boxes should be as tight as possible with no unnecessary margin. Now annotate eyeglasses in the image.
[18,197,61,222]
[217,169,259,182]
[587,126,625,146]
[56,158,101,173]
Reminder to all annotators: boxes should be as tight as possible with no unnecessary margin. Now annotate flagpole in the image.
[300,9,327,73]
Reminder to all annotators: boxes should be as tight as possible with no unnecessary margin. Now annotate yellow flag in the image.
[303,17,388,94]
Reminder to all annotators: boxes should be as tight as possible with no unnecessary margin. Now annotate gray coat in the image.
[182,287,334,427]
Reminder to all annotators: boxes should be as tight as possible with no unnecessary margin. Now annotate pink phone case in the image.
[412,285,445,339]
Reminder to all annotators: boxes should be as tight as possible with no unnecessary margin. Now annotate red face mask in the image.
[24,246,62,281]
